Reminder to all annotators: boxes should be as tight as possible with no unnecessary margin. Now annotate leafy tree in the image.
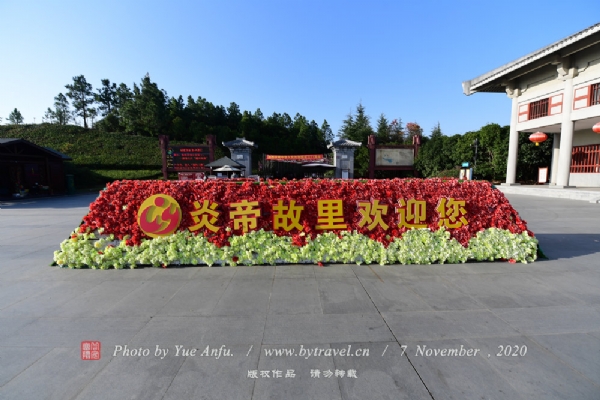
[517,132,552,181]
[95,79,117,116]
[114,83,133,111]
[88,108,98,128]
[227,102,242,131]
[339,103,374,144]
[376,114,389,143]
[353,103,374,144]
[338,112,355,140]
[65,75,94,128]
[388,118,404,144]
[354,147,370,177]
[415,123,447,177]
[430,122,442,139]
[321,119,334,144]
[405,122,423,144]
[121,74,168,136]
[43,93,71,125]
[7,108,24,124]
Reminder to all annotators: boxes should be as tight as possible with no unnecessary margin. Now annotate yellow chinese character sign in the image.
[273,200,304,231]
[189,200,220,232]
[230,200,261,233]
[316,199,347,230]
[437,198,468,228]
[396,199,427,229]
[357,199,389,231]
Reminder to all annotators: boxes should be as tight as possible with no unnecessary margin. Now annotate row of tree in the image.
[336,103,551,181]
[416,123,552,181]
[12,74,550,181]
[41,74,335,156]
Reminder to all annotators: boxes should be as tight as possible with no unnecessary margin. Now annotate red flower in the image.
[317,261,324,267]
[79,179,533,249]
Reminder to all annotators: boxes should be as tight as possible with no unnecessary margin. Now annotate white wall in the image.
[572,130,600,146]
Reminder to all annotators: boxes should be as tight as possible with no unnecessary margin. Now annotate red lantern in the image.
[593,122,600,133]
[529,132,548,146]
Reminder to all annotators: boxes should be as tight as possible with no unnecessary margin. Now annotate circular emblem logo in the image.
[137,194,182,238]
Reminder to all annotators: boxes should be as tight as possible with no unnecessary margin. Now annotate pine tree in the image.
[7,108,24,124]
[65,75,94,128]
[376,114,389,143]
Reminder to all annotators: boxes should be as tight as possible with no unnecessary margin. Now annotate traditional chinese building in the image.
[463,23,600,187]
[222,138,257,178]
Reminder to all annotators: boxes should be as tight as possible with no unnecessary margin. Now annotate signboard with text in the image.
[159,135,216,179]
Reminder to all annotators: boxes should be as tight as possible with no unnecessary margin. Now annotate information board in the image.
[167,146,210,171]
[375,148,414,166]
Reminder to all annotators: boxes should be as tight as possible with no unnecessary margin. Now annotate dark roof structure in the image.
[205,156,246,168]
[328,139,362,148]
[222,138,257,148]
[0,138,72,160]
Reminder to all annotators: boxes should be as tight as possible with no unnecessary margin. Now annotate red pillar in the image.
[368,135,376,179]
[158,135,169,180]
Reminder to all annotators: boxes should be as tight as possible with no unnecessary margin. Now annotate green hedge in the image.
[0,124,191,188]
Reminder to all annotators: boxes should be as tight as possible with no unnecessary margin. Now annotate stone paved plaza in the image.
[0,192,599,399]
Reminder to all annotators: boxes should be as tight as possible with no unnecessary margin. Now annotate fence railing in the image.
[571,144,600,173]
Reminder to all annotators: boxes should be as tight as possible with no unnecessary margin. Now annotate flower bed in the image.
[53,179,538,268]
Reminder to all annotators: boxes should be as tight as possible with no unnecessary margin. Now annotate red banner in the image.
[266,154,325,162]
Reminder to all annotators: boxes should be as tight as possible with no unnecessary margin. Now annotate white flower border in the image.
[53,228,538,269]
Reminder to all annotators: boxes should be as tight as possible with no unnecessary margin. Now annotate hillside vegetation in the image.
[0,124,170,188]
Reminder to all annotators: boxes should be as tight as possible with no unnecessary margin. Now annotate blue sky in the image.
[1,0,598,138]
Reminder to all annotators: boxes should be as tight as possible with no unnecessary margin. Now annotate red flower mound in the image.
[80,179,531,248]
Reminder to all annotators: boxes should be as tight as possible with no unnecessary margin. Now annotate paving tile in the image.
[527,270,600,306]
[0,280,63,310]
[0,346,53,386]
[333,342,431,400]
[317,279,379,314]
[252,344,342,400]
[274,265,315,279]
[493,305,600,335]
[232,266,276,279]
[398,276,486,311]
[0,317,149,347]
[43,280,145,317]
[263,314,394,345]
[313,265,358,279]
[0,280,97,317]
[383,310,520,341]
[445,272,581,309]
[0,347,111,400]
[529,332,600,386]
[129,316,265,346]
[358,278,433,312]
[157,278,232,316]
[405,338,526,400]
[75,349,185,400]
[162,344,260,400]
[269,278,322,315]
[103,280,187,317]
[147,267,199,281]
[466,336,600,400]
[210,278,272,316]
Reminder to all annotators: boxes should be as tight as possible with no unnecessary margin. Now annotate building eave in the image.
[462,22,600,96]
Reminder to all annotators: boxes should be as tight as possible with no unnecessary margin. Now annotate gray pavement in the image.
[0,192,599,399]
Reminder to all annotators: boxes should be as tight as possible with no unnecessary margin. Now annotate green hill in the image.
[0,124,172,189]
